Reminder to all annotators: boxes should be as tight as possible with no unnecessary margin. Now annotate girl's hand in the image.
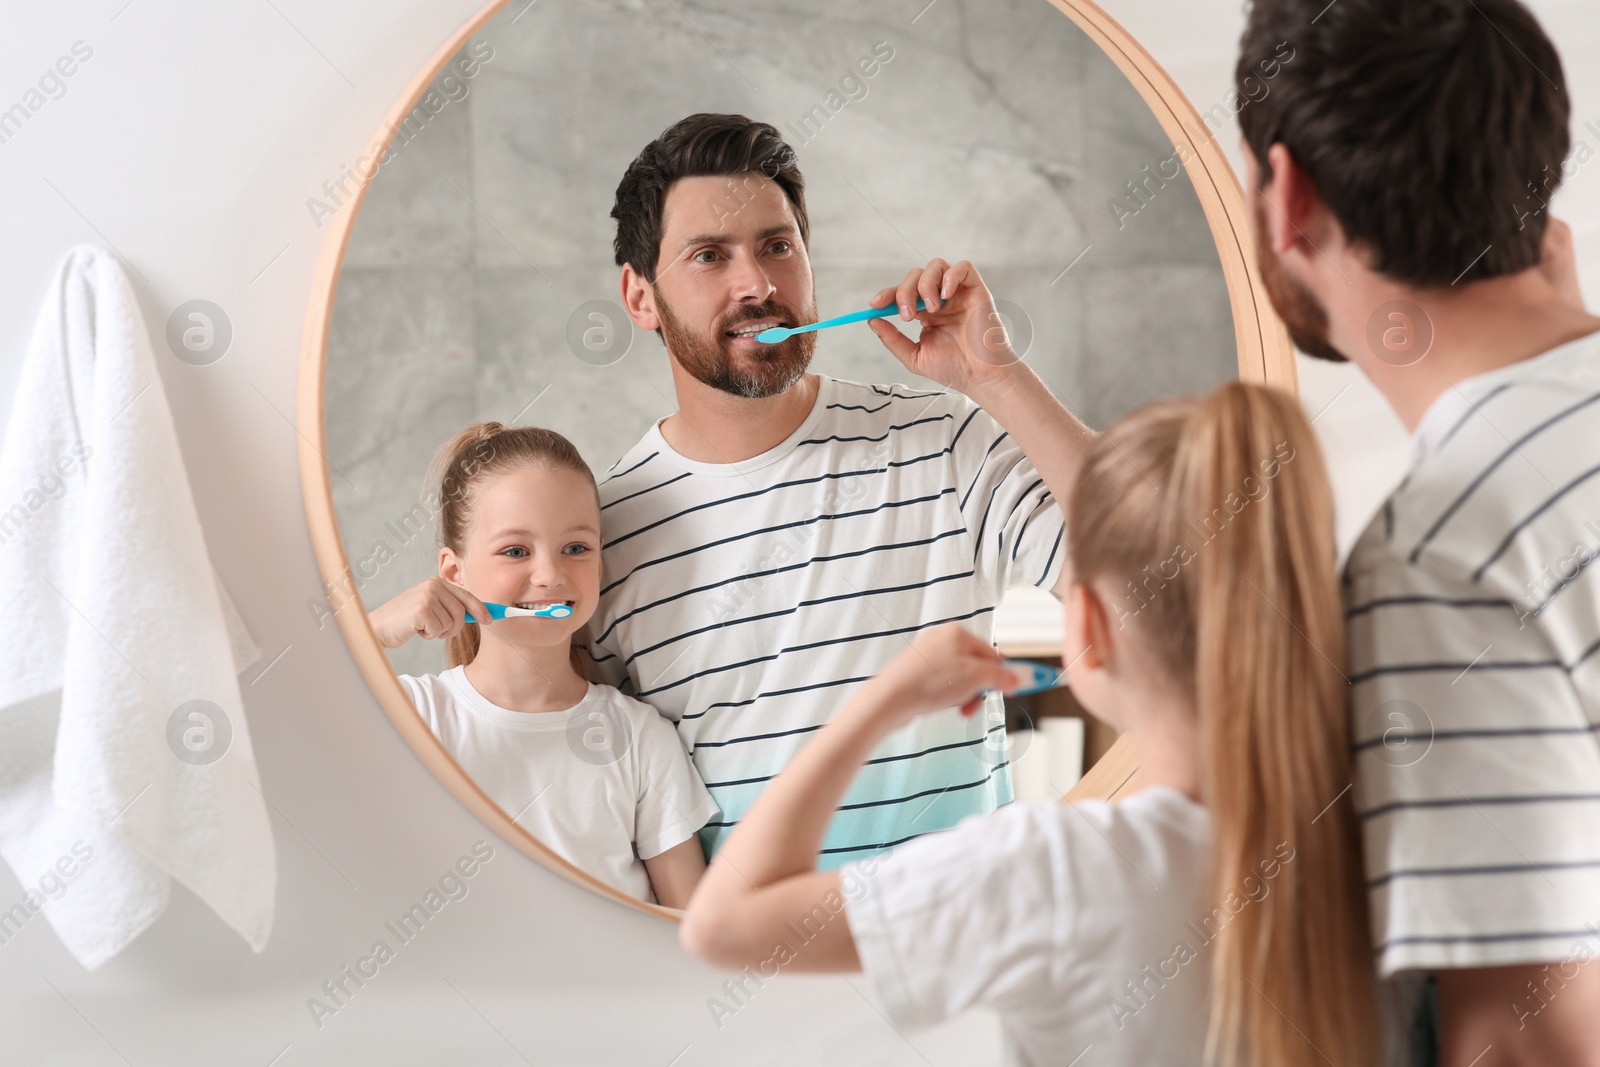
[865,621,1019,731]
[367,578,491,649]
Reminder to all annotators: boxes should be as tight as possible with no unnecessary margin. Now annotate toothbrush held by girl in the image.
[679,382,1378,1067]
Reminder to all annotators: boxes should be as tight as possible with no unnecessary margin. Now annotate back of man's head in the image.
[1236,0,1570,288]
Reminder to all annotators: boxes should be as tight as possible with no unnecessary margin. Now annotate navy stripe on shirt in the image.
[795,413,955,449]
[635,604,995,698]
[960,432,1010,510]
[621,570,974,670]
[702,760,1010,827]
[599,488,959,596]
[700,725,1008,789]
[679,673,875,722]
[588,527,968,646]
[601,471,692,511]
[1366,857,1600,890]
[1359,792,1600,821]
[601,450,658,484]
[1408,385,1600,563]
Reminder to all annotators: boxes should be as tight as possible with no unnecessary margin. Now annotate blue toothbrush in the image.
[995,658,1065,696]
[963,659,1066,716]
[753,296,940,344]
[464,601,574,623]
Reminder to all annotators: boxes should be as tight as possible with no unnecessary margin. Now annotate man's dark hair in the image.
[1236,0,1570,287]
[611,113,808,285]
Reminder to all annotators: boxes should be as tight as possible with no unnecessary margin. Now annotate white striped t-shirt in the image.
[577,374,1066,867]
[1345,330,1600,978]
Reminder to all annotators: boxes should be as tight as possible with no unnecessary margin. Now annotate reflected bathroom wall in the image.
[325,0,1236,678]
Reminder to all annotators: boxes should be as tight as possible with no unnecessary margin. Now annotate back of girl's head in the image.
[1068,381,1377,1067]
[427,422,598,672]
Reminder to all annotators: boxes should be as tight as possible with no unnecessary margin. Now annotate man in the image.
[580,113,1093,868]
[1236,0,1600,1062]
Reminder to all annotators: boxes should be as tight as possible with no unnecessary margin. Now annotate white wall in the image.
[1,2,1595,1063]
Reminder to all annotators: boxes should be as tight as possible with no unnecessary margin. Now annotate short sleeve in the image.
[395,673,440,733]
[1346,537,1600,976]
[947,396,1065,602]
[629,699,720,859]
[840,804,1066,1030]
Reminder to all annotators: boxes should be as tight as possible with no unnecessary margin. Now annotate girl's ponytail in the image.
[1067,381,1377,1067]
[1175,384,1376,1067]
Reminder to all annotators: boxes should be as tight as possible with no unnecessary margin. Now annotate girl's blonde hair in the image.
[1067,381,1377,1067]
[427,422,598,675]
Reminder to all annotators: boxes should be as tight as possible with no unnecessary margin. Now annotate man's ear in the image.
[1262,142,1335,259]
[620,264,661,332]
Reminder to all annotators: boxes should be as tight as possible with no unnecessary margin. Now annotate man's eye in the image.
[693,249,719,263]
[769,240,790,253]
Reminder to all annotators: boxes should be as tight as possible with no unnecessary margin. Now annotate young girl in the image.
[679,382,1378,1066]
[368,423,719,909]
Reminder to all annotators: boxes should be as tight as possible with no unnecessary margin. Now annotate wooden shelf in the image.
[996,641,1066,659]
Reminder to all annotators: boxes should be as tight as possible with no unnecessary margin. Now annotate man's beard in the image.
[1253,199,1346,363]
[655,288,817,399]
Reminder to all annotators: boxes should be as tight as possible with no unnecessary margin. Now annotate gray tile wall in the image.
[326,0,1237,677]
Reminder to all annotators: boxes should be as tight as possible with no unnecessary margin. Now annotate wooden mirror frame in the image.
[297,0,1296,921]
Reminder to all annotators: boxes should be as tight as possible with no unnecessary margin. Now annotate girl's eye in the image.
[564,543,591,556]
[502,546,528,558]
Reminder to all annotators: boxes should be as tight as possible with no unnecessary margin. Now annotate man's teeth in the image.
[727,321,781,337]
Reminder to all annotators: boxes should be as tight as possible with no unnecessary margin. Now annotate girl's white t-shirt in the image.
[841,787,1215,1067]
[397,666,720,904]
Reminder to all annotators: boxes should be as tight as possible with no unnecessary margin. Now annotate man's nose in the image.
[729,249,776,302]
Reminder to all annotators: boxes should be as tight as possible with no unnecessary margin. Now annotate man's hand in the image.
[867,259,1023,397]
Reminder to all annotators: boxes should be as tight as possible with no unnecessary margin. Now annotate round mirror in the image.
[299,0,1293,917]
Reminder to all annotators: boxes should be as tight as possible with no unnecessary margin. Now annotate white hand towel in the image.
[0,244,276,969]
